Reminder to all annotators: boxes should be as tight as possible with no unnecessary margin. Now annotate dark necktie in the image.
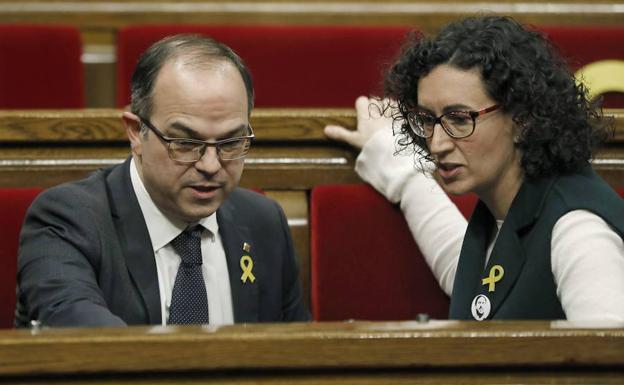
[167,226,210,324]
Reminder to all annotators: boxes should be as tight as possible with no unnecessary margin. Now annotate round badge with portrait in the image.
[470,294,491,321]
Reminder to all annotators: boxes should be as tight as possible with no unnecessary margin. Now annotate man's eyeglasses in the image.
[138,117,254,162]
[407,104,500,139]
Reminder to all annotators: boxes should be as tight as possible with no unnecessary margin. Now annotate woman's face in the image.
[417,64,523,204]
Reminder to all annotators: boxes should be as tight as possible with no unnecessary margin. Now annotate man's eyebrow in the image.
[167,122,249,140]
[218,124,248,140]
[167,122,198,138]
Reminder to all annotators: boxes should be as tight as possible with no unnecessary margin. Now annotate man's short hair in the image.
[130,34,255,119]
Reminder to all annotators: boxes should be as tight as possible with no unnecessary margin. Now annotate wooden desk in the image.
[0,320,623,384]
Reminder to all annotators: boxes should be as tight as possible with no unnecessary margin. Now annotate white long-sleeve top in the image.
[355,128,624,321]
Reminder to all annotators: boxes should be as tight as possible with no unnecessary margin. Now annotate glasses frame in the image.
[407,104,500,139]
[138,116,255,163]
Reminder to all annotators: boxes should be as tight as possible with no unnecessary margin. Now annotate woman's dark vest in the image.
[449,166,624,320]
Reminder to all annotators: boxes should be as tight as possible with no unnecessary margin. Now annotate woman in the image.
[325,16,624,320]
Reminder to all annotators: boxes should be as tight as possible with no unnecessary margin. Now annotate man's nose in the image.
[194,146,221,174]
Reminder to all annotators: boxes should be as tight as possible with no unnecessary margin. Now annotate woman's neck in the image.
[479,168,525,221]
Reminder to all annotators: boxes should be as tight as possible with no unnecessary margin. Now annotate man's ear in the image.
[122,111,143,156]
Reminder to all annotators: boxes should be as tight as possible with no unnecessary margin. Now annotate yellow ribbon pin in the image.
[482,265,504,292]
[240,255,256,283]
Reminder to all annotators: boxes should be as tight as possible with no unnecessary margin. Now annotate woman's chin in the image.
[439,179,472,196]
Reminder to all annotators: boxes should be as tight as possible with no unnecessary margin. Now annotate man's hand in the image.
[324,96,395,150]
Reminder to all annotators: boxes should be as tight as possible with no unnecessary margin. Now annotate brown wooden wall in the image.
[0,0,622,107]
[2,108,622,188]
[1,108,623,307]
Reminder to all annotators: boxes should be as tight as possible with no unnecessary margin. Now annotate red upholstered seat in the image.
[310,183,477,321]
[538,26,624,108]
[0,188,42,328]
[116,24,411,108]
[0,25,84,109]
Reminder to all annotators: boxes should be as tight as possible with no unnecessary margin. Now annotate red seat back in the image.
[538,26,624,108]
[0,25,84,108]
[310,184,476,321]
[0,188,42,328]
[116,24,411,108]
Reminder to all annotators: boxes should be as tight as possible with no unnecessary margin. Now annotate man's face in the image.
[476,296,487,314]
[126,58,249,224]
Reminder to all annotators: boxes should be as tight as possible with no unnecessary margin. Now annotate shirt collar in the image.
[129,157,218,252]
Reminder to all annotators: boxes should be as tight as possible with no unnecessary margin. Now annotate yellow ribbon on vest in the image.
[240,255,256,283]
[482,265,504,292]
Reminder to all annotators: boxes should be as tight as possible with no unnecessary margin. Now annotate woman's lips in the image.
[437,163,462,180]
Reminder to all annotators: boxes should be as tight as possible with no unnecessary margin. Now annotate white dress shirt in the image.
[355,128,624,321]
[129,158,234,325]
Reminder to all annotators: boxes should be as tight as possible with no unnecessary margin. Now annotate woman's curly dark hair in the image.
[384,15,611,179]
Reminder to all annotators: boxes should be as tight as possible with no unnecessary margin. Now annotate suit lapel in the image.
[477,217,526,318]
[108,158,162,324]
[483,176,556,318]
[217,198,259,323]
[449,200,494,318]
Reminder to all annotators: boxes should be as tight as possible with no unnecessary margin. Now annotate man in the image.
[15,35,309,327]
[471,295,490,321]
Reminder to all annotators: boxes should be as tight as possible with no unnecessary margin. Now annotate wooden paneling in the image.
[0,321,623,383]
[0,108,354,141]
[0,108,362,190]
[0,108,622,187]
[1,108,622,189]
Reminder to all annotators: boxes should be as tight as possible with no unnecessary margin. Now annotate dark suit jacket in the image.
[15,159,309,327]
